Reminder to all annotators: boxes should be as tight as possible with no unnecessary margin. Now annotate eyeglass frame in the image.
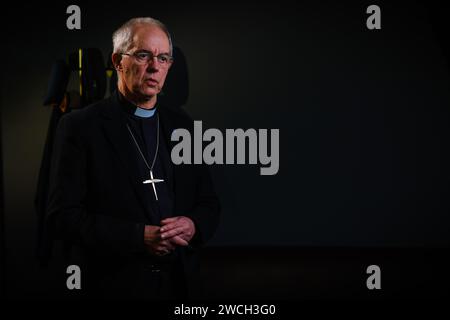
[120,50,174,66]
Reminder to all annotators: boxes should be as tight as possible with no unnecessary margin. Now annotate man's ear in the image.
[111,53,123,72]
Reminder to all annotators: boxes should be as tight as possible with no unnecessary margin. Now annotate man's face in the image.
[116,25,172,101]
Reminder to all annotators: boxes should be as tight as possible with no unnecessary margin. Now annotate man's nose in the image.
[146,58,159,72]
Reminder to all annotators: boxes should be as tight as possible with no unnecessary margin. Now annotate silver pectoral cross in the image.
[143,170,164,201]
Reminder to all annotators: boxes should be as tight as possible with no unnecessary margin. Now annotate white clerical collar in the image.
[118,91,157,118]
[134,106,156,118]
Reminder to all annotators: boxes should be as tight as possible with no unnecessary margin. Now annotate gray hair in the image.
[112,17,173,55]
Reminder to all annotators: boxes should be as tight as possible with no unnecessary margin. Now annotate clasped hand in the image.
[144,216,195,256]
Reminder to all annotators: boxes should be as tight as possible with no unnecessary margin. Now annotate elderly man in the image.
[46,17,220,299]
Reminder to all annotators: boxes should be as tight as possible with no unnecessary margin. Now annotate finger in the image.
[161,226,184,239]
[170,235,189,246]
[156,245,170,253]
[160,240,175,251]
[161,217,179,225]
[160,222,181,233]
[160,217,191,232]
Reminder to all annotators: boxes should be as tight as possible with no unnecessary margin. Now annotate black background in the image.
[1,0,449,300]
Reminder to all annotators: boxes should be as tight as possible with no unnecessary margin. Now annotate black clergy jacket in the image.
[45,92,220,298]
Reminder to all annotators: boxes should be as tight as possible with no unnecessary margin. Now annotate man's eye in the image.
[136,53,150,60]
[158,55,168,63]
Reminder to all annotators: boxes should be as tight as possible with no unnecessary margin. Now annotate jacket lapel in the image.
[99,94,153,219]
[158,105,179,198]
[158,105,196,210]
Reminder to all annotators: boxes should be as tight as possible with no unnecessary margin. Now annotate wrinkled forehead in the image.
[129,24,171,53]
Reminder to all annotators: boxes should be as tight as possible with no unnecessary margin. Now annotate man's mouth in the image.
[145,78,158,86]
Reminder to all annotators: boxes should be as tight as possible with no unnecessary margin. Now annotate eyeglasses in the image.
[121,51,173,67]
